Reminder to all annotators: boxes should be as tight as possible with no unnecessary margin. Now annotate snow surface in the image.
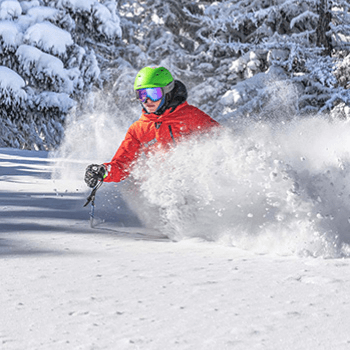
[1,113,350,348]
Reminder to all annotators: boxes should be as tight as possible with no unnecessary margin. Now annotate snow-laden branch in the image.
[290,11,319,29]
[0,65,27,104]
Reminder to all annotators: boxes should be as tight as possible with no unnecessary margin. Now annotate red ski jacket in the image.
[103,101,219,183]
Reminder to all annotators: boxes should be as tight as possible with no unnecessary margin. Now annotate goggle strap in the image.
[163,80,175,94]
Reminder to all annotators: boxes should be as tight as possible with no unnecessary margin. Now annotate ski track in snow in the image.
[1,147,350,350]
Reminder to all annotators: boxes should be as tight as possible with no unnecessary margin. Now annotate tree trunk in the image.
[316,0,333,55]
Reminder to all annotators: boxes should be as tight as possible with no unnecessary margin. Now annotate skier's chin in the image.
[146,105,157,113]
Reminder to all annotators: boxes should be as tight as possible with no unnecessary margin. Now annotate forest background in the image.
[0,0,349,150]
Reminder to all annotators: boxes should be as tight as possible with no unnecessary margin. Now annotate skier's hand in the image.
[84,164,106,188]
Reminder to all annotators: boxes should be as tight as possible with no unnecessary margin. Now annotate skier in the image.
[84,66,220,188]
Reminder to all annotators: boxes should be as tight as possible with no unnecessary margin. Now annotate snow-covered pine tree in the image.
[0,0,122,149]
[110,0,228,121]
[180,0,350,120]
[1,0,350,149]
[113,0,350,121]
[330,0,350,119]
[104,0,204,116]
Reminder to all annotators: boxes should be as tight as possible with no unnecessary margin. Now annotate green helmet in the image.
[134,66,174,90]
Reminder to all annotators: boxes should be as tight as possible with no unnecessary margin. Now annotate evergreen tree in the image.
[0,0,121,149]
[112,0,350,121]
[1,0,350,149]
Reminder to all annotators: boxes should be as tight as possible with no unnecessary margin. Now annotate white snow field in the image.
[1,115,350,350]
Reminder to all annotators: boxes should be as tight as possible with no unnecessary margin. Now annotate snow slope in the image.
[1,142,350,349]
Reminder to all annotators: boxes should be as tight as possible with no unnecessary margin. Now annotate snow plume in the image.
[50,91,139,190]
[51,115,121,189]
[130,118,350,258]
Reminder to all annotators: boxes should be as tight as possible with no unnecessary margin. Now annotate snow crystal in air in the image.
[129,117,350,258]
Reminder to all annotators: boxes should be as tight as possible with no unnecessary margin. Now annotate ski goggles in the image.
[136,87,163,103]
[135,81,175,103]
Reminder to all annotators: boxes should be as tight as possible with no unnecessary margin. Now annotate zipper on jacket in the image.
[168,125,176,145]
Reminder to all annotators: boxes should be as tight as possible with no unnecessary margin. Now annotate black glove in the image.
[84,164,106,188]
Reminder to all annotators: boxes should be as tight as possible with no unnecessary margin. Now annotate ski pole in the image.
[83,181,103,228]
